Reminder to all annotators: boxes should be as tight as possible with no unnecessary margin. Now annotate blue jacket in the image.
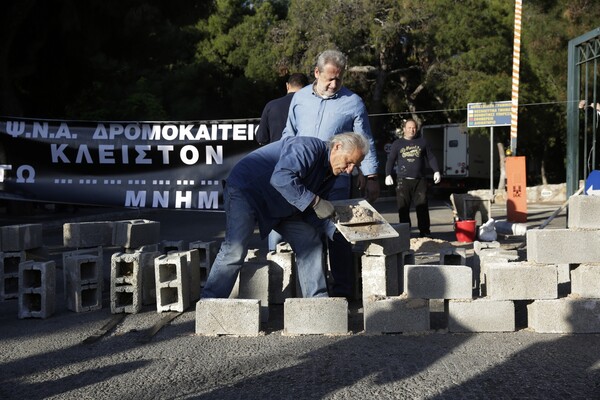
[226,135,337,238]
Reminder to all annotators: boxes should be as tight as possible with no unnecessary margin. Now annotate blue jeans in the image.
[202,185,328,299]
[267,230,283,252]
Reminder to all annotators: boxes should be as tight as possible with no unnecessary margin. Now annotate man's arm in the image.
[256,104,271,145]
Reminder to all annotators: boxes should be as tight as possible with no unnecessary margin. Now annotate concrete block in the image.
[363,223,410,256]
[155,253,190,312]
[195,298,260,336]
[162,240,185,254]
[177,249,201,303]
[571,264,600,298]
[189,240,218,286]
[568,195,600,229]
[361,254,399,302]
[487,262,558,300]
[62,247,103,300]
[363,296,430,334]
[18,260,55,319]
[110,252,143,314]
[404,265,472,299]
[267,249,296,304]
[1,251,26,300]
[1,224,43,251]
[440,247,467,266]
[64,254,103,312]
[528,298,600,333]
[63,221,114,248]
[398,250,415,294]
[447,299,515,332]
[527,229,600,264]
[473,240,501,255]
[113,219,160,249]
[276,242,292,252]
[230,261,269,322]
[283,298,348,335]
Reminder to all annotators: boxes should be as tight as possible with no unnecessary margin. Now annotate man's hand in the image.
[385,175,394,186]
[312,195,336,219]
[433,172,441,184]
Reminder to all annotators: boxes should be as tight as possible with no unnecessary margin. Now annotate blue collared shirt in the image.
[281,85,378,176]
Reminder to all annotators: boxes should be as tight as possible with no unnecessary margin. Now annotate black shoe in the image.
[419,232,432,238]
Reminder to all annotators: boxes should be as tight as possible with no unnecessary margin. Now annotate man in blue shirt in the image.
[282,49,380,299]
[202,132,370,299]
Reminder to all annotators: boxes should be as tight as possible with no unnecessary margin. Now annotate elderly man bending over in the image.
[202,132,369,299]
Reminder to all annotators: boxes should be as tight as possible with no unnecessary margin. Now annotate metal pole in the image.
[510,0,522,155]
[490,126,494,199]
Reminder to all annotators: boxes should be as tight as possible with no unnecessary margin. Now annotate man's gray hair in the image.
[330,132,370,155]
[316,49,347,72]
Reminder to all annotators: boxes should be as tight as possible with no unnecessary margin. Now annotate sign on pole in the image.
[467,101,512,128]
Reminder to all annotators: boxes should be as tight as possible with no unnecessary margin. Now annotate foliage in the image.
[3,0,600,183]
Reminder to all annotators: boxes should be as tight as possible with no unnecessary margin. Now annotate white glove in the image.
[433,172,441,184]
[312,196,336,219]
[385,175,394,186]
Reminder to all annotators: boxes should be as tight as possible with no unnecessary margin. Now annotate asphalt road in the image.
[2,197,600,399]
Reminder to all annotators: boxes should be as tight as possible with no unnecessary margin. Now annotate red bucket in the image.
[455,219,477,242]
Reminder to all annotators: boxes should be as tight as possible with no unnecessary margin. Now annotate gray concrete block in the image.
[189,240,218,286]
[155,253,190,312]
[473,240,501,255]
[18,260,55,319]
[361,254,400,301]
[487,262,558,300]
[64,254,103,312]
[527,229,600,264]
[230,261,269,322]
[113,219,160,249]
[447,299,515,332]
[1,251,26,300]
[162,240,185,254]
[110,252,143,314]
[363,223,410,256]
[179,249,201,303]
[363,296,430,334]
[571,264,600,298]
[195,298,260,336]
[267,249,296,304]
[440,247,467,266]
[528,298,600,333]
[1,224,43,251]
[404,265,472,299]
[283,298,348,335]
[62,247,103,301]
[568,195,600,229]
[63,221,114,248]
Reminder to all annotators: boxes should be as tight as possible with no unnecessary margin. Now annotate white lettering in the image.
[175,191,193,208]
[55,123,71,139]
[180,145,199,165]
[6,121,25,137]
[109,124,124,139]
[75,145,93,164]
[198,191,219,209]
[93,123,108,139]
[51,144,70,163]
[156,145,174,164]
[32,122,49,138]
[98,145,115,164]
[206,145,223,165]
[152,191,169,207]
[135,145,152,164]
[125,191,146,207]
[124,124,141,140]
[16,165,35,183]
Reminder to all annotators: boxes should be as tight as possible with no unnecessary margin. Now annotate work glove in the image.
[312,196,336,219]
[433,172,441,184]
[384,175,394,186]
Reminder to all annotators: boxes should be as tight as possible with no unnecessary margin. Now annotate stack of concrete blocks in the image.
[161,240,184,255]
[230,249,269,323]
[283,298,348,335]
[63,221,115,312]
[18,260,55,319]
[189,240,218,288]
[196,298,260,336]
[362,223,434,334]
[473,241,520,297]
[266,242,297,304]
[154,252,191,312]
[1,224,43,301]
[109,219,161,313]
[525,195,600,333]
[440,247,467,266]
[111,251,152,314]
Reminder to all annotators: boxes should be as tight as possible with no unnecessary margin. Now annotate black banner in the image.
[0,117,260,209]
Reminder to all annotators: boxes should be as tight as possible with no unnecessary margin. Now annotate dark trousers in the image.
[396,178,431,235]
[326,174,354,298]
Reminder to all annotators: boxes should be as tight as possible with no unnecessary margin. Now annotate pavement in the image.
[1,196,600,399]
